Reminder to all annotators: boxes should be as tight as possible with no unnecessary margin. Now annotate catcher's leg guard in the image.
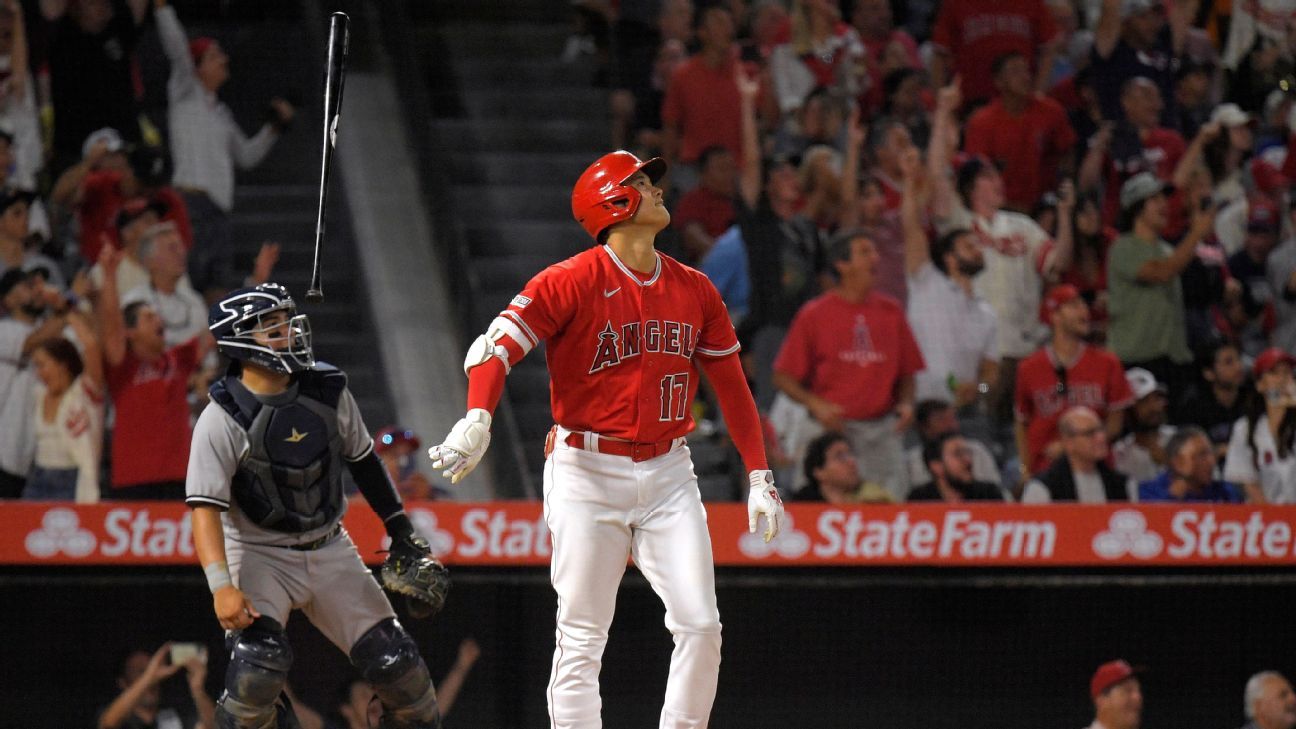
[350,618,441,729]
[216,617,293,729]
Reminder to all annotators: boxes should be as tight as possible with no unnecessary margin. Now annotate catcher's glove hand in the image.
[381,534,451,619]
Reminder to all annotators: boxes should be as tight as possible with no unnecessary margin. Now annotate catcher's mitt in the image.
[381,534,451,619]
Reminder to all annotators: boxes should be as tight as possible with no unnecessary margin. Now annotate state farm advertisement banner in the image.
[6,502,1296,567]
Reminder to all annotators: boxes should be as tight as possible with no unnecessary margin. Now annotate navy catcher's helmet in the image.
[208,283,315,373]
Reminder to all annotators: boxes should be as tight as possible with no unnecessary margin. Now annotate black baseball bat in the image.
[306,11,350,304]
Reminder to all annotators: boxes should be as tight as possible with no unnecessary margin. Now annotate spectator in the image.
[40,0,151,169]
[88,197,166,296]
[1173,59,1216,140]
[0,1,42,190]
[905,399,1002,490]
[1058,191,1117,340]
[1089,0,1189,128]
[0,269,66,497]
[839,148,908,303]
[1224,347,1296,503]
[661,5,743,191]
[1174,339,1248,463]
[1240,670,1296,729]
[866,118,914,212]
[879,67,931,150]
[121,223,206,346]
[51,128,144,265]
[1088,659,1143,729]
[771,87,847,159]
[899,147,999,408]
[373,425,444,502]
[850,0,921,117]
[964,51,1077,213]
[1266,196,1296,352]
[1016,283,1133,475]
[793,430,893,504]
[96,244,210,500]
[1139,425,1244,502]
[928,78,1074,430]
[1079,78,1186,232]
[1224,3,1296,114]
[1113,367,1177,483]
[907,432,1006,502]
[1225,198,1282,348]
[700,222,751,322]
[930,0,1062,106]
[675,145,737,263]
[97,643,215,729]
[26,318,103,503]
[0,188,61,286]
[1021,406,1137,502]
[768,0,864,116]
[1044,0,1094,88]
[1174,105,1255,208]
[1106,172,1204,391]
[155,0,294,296]
[772,229,924,499]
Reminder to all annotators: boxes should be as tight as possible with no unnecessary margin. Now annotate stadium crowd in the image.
[580,0,1296,504]
[4,0,1296,509]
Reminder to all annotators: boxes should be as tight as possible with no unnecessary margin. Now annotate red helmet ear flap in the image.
[571,151,667,241]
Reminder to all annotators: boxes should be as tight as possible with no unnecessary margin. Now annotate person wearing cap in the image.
[1173,338,1248,463]
[1090,0,1190,128]
[1213,157,1289,257]
[373,426,446,502]
[1022,406,1137,502]
[899,145,999,409]
[927,76,1074,431]
[1079,77,1187,236]
[1088,659,1143,729]
[1239,670,1296,729]
[1106,171,1205,391]
[38,0,150,168]
[0,269,68,498]
[1138,425,1243,501]
[1173,105,1255,209]
[50,127,144,264]
[1224,347,1296,502]
[0,188,63,290]
[1112,367,1178,483]
[154,0,294,295]
[1015,283,1133,477]
[964,50,1078,213]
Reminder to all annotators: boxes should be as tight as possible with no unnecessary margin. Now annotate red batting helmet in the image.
[571,150,667,241]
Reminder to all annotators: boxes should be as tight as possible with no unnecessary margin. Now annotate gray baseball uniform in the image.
[185,381,394,651]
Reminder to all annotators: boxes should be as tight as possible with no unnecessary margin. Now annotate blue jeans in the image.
[24,467,78,500]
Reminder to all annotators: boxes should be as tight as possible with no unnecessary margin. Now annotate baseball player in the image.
[428,151,785,729]
[186,283,449,729]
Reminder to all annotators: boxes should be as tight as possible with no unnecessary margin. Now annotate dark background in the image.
[4,566,1292,728]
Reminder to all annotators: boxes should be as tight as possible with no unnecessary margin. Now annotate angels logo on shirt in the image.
[589,319,699,374]
[973,220,1030,257]
[840,315,885,366]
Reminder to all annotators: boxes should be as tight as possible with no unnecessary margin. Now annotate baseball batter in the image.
[186,283,448,729]
[428,151,784,729]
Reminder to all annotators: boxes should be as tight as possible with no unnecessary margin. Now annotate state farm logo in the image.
[26,508,97,558]
[410,508,454,557]
[1093,510,1163,560]
[738,514,811,559]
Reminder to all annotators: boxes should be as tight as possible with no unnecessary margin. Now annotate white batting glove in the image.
[427,409,492,484]
[747,470,784,543]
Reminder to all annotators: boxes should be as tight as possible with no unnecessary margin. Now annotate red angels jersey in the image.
[496,245,739,442]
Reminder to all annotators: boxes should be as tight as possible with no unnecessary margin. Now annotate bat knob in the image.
[304,289,324,303]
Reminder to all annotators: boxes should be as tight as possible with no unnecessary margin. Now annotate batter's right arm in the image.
[191,507,260,631]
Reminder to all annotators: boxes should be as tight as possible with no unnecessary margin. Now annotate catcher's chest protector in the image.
[211,371,346,533]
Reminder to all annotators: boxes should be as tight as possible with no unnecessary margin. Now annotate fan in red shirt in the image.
[964,51,1077,212]
[673,146,737,263]
[1015,285,1135,478]
[773,229,925,500]
[661,6,748,168]
[931,0,1061,106]
[96,243,212,500]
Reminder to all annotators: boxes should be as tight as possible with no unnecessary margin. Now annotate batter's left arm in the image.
[698,353,783,542]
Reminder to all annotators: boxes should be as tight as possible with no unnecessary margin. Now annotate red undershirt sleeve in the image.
[698,352,768,472]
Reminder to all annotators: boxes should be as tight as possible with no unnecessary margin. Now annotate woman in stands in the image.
[26,312,103,502]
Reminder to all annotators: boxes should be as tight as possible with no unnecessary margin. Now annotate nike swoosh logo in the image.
[603,288,621,298]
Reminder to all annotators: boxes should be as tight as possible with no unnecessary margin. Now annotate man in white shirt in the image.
[154,0,294,295]
[1087,659,1143,729]
[1022,406,1138,503]
[122,223,207,347]
[0,269,65,496]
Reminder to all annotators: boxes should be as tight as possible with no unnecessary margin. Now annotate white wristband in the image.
[204,561,232,593]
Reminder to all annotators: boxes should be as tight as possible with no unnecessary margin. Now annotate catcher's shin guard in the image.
[350,618,442,729]
[217,617,293,729]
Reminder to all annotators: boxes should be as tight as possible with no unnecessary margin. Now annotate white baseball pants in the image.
[543,436,722,729]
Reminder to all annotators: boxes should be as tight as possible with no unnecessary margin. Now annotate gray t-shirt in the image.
[185,379,374,546]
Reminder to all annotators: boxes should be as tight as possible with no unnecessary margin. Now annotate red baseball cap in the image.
[1253,347,1296,378]
[1040,284,1083,325]
[189,37,217,67]
[1250,158,1288,196]
[1090,659,1141,699]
